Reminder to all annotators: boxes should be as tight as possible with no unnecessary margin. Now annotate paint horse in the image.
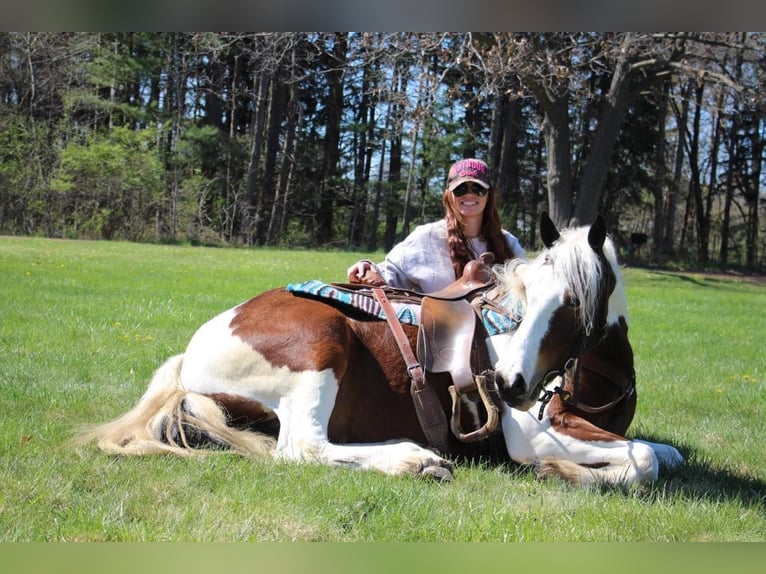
[497,213,683,485]
[77,214,682,486]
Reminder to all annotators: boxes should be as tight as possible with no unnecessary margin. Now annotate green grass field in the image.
[1,236,764,541]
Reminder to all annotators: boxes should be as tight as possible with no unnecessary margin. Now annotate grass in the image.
[1,236,764,541]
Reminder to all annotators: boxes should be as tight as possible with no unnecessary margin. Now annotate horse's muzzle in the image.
[497,373,535,409]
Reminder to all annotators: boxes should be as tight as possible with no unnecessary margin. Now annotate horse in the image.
[75,257,536,482]
[494,213,683,485]
[76,214,682,486]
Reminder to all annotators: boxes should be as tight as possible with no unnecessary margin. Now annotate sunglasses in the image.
[452,183,488,197]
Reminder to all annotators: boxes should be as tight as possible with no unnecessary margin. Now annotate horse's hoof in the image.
[421,465,454,482]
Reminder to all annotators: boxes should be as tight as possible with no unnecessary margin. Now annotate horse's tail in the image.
[74,354,276,458]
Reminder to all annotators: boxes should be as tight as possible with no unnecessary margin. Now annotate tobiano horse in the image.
[497,213,683,485]
[77,214,682,486]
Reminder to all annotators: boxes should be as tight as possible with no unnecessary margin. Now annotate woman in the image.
[347,158,525,292]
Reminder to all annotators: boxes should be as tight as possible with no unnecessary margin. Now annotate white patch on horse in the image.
[493,263,568,405]
[181,308,298,405]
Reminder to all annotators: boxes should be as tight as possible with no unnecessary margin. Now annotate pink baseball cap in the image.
[447,158,490,192]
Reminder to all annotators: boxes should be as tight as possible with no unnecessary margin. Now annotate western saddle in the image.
[338,253,505,454]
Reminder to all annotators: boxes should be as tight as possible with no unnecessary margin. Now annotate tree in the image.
[0,32,762,269]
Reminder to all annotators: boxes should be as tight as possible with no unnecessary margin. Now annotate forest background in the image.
[1,32,764,269]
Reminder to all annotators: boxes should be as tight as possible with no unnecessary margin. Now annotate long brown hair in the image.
[442,187,518,278]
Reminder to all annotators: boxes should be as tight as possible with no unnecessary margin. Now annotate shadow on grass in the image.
[639,268,766,289]
[650,271,726,288]
[479,435,766,511]
[653,440,766,509]
[589,435,766,509]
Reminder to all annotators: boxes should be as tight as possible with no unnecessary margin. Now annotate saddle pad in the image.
[481,303,522,336]
[285,280,521,335]
[287,280,420,324]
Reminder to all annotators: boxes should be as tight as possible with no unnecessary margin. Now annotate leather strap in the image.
[566,355,635,414]
[372,287,449,453]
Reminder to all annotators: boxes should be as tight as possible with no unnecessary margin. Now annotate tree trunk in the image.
[540,93,573,228]
[745,115,762,269]
[315,33,346,246]
[689,82,709,264]
[401,72,424,237]
[245,71,268,244]
[367,108,389,252]
[666,80,692,256]
[719,122,736,266]
[385,61,406,249]
[254,78,287,245]
[267,85,299,243]
[573,34,635,227]
[651,79,669,263]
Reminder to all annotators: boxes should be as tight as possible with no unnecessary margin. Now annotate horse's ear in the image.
[540,212,560,248]
[588,215,607,251]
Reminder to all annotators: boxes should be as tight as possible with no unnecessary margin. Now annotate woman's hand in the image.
[347,261,385,286]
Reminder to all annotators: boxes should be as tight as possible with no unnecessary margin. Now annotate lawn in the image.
[0,236,764,542]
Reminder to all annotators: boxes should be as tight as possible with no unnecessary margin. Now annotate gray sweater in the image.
[369,219,525,293]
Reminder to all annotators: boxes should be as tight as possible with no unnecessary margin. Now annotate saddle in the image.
[344,254,502,452]
[417,256,495,393]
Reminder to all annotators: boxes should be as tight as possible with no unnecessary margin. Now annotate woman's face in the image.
[451,182,488,219]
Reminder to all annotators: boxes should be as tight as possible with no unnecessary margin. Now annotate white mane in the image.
[495,225,627,333]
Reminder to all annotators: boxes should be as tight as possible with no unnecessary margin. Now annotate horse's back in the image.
[180,288,358,401]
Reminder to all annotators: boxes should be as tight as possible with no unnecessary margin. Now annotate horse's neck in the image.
[567,316,634,395]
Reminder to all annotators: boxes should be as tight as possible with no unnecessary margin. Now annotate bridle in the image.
[532,250,631,420]
[535,352,636,421]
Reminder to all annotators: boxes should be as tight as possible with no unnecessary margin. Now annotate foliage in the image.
[0,32,764,269]
[0,237,764,541]
[48,127,164,240]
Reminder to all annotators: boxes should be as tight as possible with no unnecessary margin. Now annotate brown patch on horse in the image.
[206,393,280,436]
[547,411,627,442]
[547,317,637,441]
[328,320,429,445]
[229,288,354,377]
[535,306,582,379]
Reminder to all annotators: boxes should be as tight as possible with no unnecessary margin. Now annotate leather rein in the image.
[536,352,636,421]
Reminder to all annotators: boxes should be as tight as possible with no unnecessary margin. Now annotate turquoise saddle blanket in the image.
[286,280,521,336]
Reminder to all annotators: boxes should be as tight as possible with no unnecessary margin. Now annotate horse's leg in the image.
[266,367,453,480]
[502,406,678,486]
[634,439,684,472]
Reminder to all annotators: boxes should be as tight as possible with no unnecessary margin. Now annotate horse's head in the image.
[492,213,621,411]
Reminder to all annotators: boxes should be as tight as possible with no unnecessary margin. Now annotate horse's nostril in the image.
[511,373,526,395]
[498,372,528,406]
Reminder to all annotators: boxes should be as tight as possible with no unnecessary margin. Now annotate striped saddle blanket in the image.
[286,280,521,336]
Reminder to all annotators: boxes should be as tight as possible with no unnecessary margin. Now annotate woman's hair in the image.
[443,187,517,278]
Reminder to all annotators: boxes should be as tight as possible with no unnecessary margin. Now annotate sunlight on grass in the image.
[1,237,764,541]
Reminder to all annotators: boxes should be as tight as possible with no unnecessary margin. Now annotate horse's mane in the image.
[494,225,626,334]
